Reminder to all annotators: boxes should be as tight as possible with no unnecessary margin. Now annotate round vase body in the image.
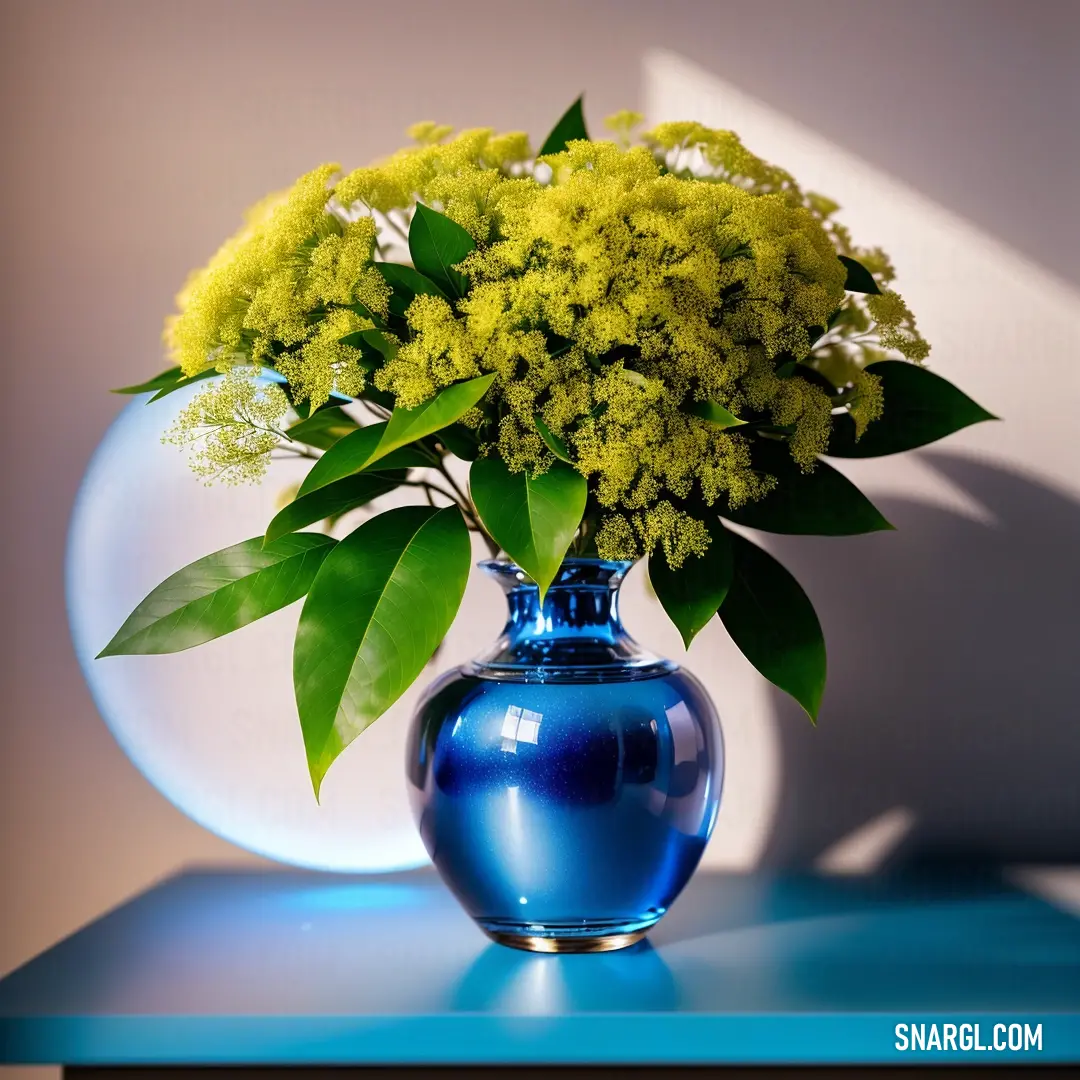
[407,559,723,952]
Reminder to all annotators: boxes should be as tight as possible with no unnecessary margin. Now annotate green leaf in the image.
[358,382,397,412]
[686,399,748,429]
[113,366,220,401]
[379,373,494,460]
[791,364,841,396]
[264,472,404,543]
[471,456,587,599]
[298,374,493,496]
[298,423,386,495]
[286,406,360,450]
[534,415,572,462]
[436,423,481,461]
[649,523,733,648]
[371,445,433,470]
[375,262,449,318]
[338,328,398,367]
[722,438,893,535]
[113,366,183,394]
[292,396,350,421]
[294,505,471,798]
[408,203,475,299]
[97,534,336,657]
[827,360,998,458]
[718,530,826,722]
[297,422,431,496]
[147,367,220,402]
[717,239,753,263]
[545,333,574,359]
[538,95,589,155]
[838,254,881,295]
[345,300,386,329]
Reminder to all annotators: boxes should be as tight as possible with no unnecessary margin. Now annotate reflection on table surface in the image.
[2,866,1079,1017]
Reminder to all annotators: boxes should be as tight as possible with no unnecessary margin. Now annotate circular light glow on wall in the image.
[67,381,780,874]
[66,383,437,873]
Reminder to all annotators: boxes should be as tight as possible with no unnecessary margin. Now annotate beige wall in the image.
[1,1,1077,1061]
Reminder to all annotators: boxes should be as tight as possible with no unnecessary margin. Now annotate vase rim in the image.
[478,557,634,589]
[479,556,632,571]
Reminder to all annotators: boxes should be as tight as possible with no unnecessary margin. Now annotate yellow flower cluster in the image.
[166,164,389,395]
[374,140,847,561]
[596,501,714,566]
[334,128,534,245]
[164,368,290,484]
[159,114,930,565]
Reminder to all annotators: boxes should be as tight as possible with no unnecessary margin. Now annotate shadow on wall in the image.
[758,451,1080,871]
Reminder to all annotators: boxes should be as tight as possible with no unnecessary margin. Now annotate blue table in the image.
[2,868,1079,1069]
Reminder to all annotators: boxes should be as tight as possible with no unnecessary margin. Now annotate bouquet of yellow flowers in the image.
[101,100,994,796]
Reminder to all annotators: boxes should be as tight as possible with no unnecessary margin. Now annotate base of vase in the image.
[483,928,648,953]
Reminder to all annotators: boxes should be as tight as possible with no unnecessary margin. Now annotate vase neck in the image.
[468,559,674,682]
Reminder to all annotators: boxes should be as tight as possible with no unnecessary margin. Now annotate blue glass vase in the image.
[406,558,723,953]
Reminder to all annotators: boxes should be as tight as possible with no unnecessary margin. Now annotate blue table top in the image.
[2,867,1079,1066]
